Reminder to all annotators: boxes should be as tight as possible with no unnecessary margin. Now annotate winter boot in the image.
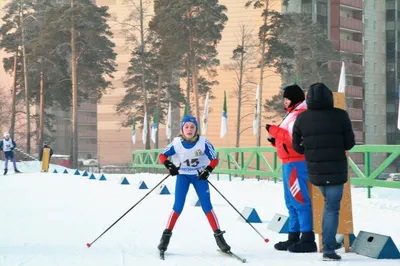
[4,168,7,175]
[14,169,21,173]
[287,231,317,253]
[323,253,341,261]
[274,232,300,251]
[214,229,231,252]
[157,229,172,251]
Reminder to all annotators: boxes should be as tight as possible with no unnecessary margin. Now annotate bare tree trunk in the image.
[139,0,150,149]
[187,10,200,128]
[235,31,246,162]
[71,0,78,168]
[20,0,31,153]
[186,57,190,110]
[10,51,18,139]
[39,71,44,149]
[257,0,269,147]
[155,74,162,149]
[190,38,200,126]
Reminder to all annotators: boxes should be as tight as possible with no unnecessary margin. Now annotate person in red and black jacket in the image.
[266,85,317,253]
[157,115,231,254]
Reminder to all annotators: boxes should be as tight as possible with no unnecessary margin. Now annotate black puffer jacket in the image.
[292,83,355,186]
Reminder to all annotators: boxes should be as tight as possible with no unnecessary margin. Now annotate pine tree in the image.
[150,0,228,125]
[264,13,341,118]
[245,0,289,146]
[116,0,185,149]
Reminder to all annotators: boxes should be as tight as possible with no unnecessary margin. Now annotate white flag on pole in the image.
[166,102,172,139]
[151,112,158,144]
[202,91,210,135]
[131,117,136,144]
[253,84,260,136]
[142,112,148,144]
[338,61,346,93]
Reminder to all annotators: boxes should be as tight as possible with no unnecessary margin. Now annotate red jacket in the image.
[269,101,307,164]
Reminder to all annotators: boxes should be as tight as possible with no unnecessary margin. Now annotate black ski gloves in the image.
[267,137,276,145]
[164,160,180,176]
[198,166,213,180]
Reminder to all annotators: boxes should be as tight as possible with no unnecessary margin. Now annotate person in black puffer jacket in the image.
[292,83,355,261]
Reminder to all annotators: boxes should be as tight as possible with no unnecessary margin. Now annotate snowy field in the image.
[0,161,399,265]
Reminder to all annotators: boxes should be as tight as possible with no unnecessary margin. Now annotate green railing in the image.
[132,145,400,197]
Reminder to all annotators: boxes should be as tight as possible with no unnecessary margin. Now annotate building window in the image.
[387,42,395,51]
[374,83,377,93]
[387,30,395,41]
[374,62,376,72]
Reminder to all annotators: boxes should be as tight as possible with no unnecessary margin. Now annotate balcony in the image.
[79,131,97,138]
[346,85,363,98]
[339,39,362,53]
[331,62,362,77]
[77,143,97,152]
[78,117,97,125]
[340,17,362,32]
[354,131,364,144]
[339,0,362,10]
[79,103,97,111]
[348,108,363,121]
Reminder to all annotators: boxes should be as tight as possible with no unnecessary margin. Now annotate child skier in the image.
[0,132,21,175]
[157,115,231,254]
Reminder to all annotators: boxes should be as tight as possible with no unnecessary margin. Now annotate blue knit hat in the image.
[181,115,198,132]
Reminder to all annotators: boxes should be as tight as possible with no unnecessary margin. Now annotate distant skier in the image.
[157,115,231,254]
[0,132,21,175]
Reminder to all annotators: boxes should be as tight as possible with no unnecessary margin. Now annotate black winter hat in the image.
[283,84,305,107]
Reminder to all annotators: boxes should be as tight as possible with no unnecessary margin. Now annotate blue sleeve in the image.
[12,140,17,148]
[162,142,176,157]
[204,139,217,160]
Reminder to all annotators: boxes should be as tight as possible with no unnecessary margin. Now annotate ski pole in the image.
[86,174,171,248]
[207,180,270,243]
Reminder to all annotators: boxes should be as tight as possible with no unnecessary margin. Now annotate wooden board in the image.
[310,92,354,252]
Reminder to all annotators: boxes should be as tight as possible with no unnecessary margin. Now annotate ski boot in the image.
[287,231,317,253]
[214,229,231,252]
[157,229,172,252]
[274,232,300,251]
[15,169,21,173]
[323,253,341,261]
[4,168,7,175]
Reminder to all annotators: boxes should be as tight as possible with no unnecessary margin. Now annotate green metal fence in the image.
[132,145,400,197]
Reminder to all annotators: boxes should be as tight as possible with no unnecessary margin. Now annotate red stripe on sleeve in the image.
[159,154,168,164]
[209,158,219,169]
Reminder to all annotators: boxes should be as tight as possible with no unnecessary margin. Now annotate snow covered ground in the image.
[0,161,399,265]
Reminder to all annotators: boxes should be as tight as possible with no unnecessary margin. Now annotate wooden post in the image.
[310,92,354,253]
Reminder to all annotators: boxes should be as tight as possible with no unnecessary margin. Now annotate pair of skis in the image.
[159,249,246,263]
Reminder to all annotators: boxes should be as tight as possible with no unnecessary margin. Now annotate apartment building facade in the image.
[385,0,400,171]
[95,0,282,166]
[284,0,364,144]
